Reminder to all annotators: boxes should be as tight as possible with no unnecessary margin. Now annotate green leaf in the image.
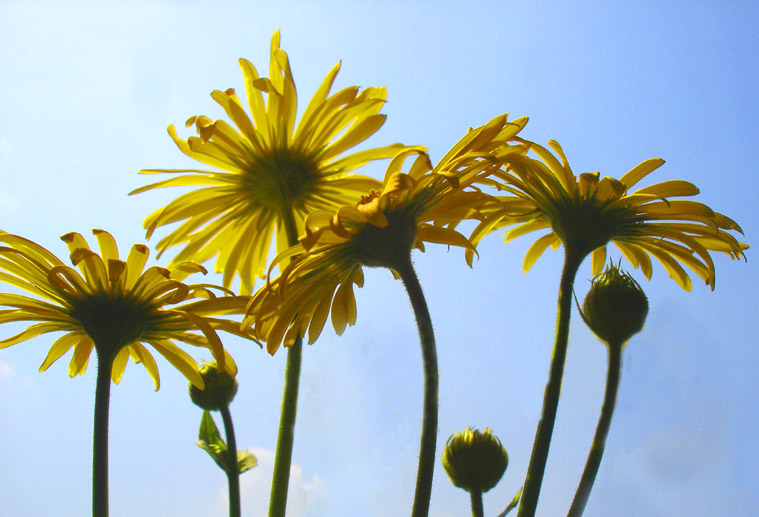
[196,410,229,472]
[237,449,258,474]
[198,410,224,446]
[497,487,522,517]
[196,410,259,475]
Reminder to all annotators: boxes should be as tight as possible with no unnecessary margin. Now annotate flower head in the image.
[131,31,405,294]
[580,262,649,346]
[0,230,255,390]
[244,114,528,353]
[442,427,509,493]
[470,139,747,290]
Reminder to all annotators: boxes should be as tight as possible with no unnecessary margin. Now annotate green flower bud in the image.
[442,427,509,493]
[581,263,649,346]
[188,361,238,411]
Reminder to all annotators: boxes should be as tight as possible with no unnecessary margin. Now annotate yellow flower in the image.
[245,113,528,353]
[131,31,405,294]
[469,139,747,290]
[0,230,255,390]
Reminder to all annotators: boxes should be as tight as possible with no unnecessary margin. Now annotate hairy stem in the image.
[518,247,584,517]
[396,256,439,517]
[566,342,622,517]
[92,351,114,517]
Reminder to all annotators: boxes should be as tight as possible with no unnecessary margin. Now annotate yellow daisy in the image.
[471,137,748,517]
[131,31,405,294]
[0,229,254,390]
[246,113,528,354]
[244,113,527,517]
[470,138,747,290]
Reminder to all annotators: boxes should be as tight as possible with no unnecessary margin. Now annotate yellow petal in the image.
[0,322,62,348]
[591,246,607,276]
[523,232,560,272]
[182,311,225,371]
[111,347,130,384]
[131,343,160,391]
[68,338,94,377]
[39,333,81,371]
[634,180,700,198]
[618,158,666,190]
[416,225,476,253]
[149,340,203,389]
[308,287,335,345]
[331,280,356,335]
[92,229,120,264]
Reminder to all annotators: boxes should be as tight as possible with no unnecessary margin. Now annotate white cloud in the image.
[0,360,13,379]
[216,448,326,517]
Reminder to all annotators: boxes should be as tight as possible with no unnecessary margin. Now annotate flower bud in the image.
[442,427,508,493]
[581,263,648,346]
[188,361,238,411]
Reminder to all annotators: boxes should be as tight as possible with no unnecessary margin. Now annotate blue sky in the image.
[0,1,757,516]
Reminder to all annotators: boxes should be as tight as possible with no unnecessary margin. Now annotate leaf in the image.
[196,410,229,472]
[497,487,522,517]
[237,449,258,474]
[198,410,224,446]
[196,410,259,475]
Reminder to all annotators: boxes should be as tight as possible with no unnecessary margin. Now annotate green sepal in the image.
[497,487,522,517]
[196,410,258,474]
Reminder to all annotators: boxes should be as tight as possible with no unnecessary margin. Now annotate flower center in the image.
[240,147,321,215]
[348,207,419,270]
[68,292,166,358]
[550,197,630,256]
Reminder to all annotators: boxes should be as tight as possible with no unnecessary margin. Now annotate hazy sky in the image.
[0,1,757,516]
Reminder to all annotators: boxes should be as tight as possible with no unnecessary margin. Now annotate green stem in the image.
[518,247,585,517]
[566,342,622,517]
[269,211,304,517]
[93,351,114,517]
[396,256,438,517]
[220,404,241,517]
[470,489,485,517]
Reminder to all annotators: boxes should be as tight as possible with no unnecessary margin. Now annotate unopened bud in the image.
[188,361,238,411]
[581,263,648,346]
[442,427,508,493]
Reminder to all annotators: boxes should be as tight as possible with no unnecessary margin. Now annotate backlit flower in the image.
[131,31,405,294]
[245,113,528,353]
[0,230,255,389]
[469,139,747,290]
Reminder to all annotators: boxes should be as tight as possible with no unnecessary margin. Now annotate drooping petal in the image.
[39,333,82,372]
[149,340,204,389]
[523,233,560,272]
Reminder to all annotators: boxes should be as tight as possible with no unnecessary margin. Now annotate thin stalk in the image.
[566,342,622,517]
[395,255,438,517]
[470,489,484,517]
[220,404,242,517]
[518,247,585,517]
[92,351,114,517]
[269,211,304,517]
